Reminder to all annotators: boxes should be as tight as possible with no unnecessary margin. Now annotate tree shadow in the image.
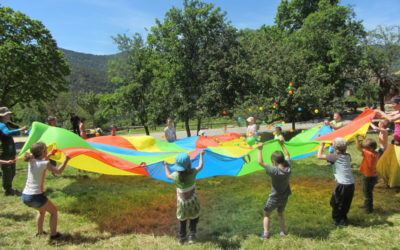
[0,211,34,221]
[47,232,111,246]
[60,175,178,237]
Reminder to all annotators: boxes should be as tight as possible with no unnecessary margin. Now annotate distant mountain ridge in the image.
[60,48,117,93]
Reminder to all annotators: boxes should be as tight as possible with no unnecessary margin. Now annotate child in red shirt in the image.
[355,135,379,213]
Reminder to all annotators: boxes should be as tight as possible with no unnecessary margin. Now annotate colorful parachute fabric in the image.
[18,109,376,182]
[377,144,400,187]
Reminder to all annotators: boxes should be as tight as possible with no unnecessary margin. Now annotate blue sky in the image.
[2,0,399,55]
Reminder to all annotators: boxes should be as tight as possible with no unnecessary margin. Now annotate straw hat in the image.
[0,107,12,117]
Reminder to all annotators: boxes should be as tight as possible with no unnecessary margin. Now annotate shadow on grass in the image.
[47,232,111,246]
[0,211,34,221]
[60,175,178,236]
[54,165,400,248]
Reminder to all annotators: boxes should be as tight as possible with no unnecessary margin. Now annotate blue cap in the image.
[175,153,190,171]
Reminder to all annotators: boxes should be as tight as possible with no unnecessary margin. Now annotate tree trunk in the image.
[379,79,385,111]
[197,118,201,135]
[185,116,191,137]
[292,119,295,130]
[144,125,150,135]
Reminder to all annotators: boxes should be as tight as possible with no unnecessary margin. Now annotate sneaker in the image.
[188,234,196,244]
[280,232,287,237]
[261,233,270,239]
[178,238,185,246]
[35,231,48,237]
[50,232,63,240]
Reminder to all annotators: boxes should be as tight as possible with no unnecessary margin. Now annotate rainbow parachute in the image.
[18,108,376,182]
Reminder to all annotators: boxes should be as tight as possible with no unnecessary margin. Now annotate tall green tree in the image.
[363,25,400,110]
[293,0,365,98]
[275,0,339,33]
[76,91,100,126]
[108,33,154,135]
[0,6,70,107]
[148,0,239,136]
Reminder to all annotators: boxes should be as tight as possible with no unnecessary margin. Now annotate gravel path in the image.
[13,113,360,144]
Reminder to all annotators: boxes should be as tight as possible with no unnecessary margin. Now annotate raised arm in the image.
[163,161,174,180]
[279,140,290,159]
[195,150,205,172]
[355,135,362,152]
[317,142,327,160]
[257,144,267,169]
[47,155,71,175]
[375,109,400,122]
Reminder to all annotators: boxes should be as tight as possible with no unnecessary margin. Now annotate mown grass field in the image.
[1,134,400,249]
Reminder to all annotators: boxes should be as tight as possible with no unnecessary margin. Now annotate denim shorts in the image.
[21,193,48,208]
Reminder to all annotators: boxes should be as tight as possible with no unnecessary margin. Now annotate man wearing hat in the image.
[0,107,27,195]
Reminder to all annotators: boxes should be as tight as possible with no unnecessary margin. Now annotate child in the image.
[163,150,205,245]
[46,116,57,127]
[325,112,344,153]
[111,124,117,136]
[375,96,400,189]
[21,142,70,240]
[317,138,354,226]
[274,127,284,142]
[247,117,257,137]
[370,119,389,157]
[325,112,344,130]
[79,117,87,139]
[257,140,291,238]
[355,135,379,213]
[164,118,177,142]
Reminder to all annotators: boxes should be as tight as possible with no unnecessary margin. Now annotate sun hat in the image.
[247,117,254,123]
[0,107,12,116]
[391,96,400,104]
[175,153,191,171]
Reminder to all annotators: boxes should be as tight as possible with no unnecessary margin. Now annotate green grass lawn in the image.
[1,134,400,249]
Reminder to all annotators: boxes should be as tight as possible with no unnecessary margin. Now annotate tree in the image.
[148,0,239,136]
[293,0,365,98]
[0,7,70,107]
[363,25,400,110]
[108,33,154,135]
[275,0,339,33]
[76,91,100,126]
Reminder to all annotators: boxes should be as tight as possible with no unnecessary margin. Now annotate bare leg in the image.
[34,199,58,235]
[277,212,285,233]
[263,211,271,232]
[35,210,46,234]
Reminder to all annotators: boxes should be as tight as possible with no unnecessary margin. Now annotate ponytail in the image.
[24,152,34,162]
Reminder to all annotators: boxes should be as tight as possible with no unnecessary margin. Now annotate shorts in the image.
[264,197,288,213]
[21,193,48,208]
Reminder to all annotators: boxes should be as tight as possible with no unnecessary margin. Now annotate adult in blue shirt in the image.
[0,107,27,196]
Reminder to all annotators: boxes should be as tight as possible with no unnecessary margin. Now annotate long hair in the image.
[24,142,46,162]
[178,168,193,183]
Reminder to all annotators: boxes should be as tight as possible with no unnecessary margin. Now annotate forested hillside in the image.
[61,48,117,93]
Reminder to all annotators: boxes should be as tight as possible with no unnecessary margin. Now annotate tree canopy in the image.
[0,6,70,107]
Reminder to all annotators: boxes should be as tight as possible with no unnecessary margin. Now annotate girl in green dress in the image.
[164,150,205,245]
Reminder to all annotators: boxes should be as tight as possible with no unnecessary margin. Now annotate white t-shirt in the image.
[164,126,176,142]
[22,159,49,195]
[247,124,257,137]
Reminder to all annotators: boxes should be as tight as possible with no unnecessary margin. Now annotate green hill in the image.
[60,48,117,93]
